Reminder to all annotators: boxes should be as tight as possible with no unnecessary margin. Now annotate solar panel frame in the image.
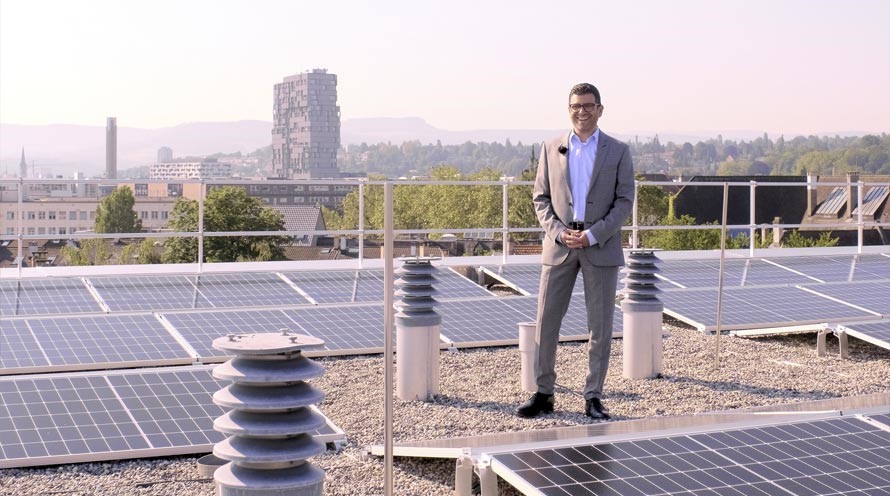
[815,187,846,215]
[87,275,216,312]
[0,366,345,469]
[800,280,890,316]
[0,319,51,374]
[188,272,312,308]
[16,314,195,373]
[488,416,890,496]
[281,269,382,304]
[661,285,880,332]
[0,279,104,316]
[837,320,890,351]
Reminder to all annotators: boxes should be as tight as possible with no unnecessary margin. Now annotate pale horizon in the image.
[1,0,889,138]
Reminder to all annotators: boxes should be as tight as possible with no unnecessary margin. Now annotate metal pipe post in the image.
[714,183,729,370]
[383,182,394,496]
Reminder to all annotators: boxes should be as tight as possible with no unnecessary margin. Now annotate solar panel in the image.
[661,285,878,331]
[0,375,149,464]
[656,259,817,289]
[282,270,381,304]
[500,295,624,339]
[489,416,890,496]
[426,267,496,299]
[0,320,50,372]
[0,279,103,316]
[0,367,344,469]
[815,187,847,215]
[437,298,530,346]
[21,315,193,371]
[481,265,610,295]
[870,413,890,427]
[853,185,890,217]
[88,275,215,311]
[802,280,890,316]
[160,309,303,360]
[837,320,890,351]
[188,272,311,308]
[283,304,385,353]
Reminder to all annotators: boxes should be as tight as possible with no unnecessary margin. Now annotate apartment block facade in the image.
[271,69,340,179]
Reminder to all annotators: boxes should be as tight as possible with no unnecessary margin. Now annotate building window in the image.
[90,211,96,220]
[5,212,13,220]
[161,211,169,220]
[48,211,56,220]
[135,184,149,196]
[6,228,13,235]
[38,227,45,235]
[141,211,148,220]
[59,228,67,235]
[38,211,46,220]
[151,211,158,220]
[59,211,67,220]
[79,211,87,220]
[27,227,35,235]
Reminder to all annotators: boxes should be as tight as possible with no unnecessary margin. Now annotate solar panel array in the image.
[837,320,890,351]
[0,366,344,469]
[481,264,623,295]
[490,414,890,496]
[1,279,103,316]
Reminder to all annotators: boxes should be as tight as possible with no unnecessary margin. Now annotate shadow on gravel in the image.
[428,394,518,412]
[658,375,834,399]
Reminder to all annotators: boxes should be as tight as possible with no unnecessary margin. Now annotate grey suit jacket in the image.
[533,130,634,267]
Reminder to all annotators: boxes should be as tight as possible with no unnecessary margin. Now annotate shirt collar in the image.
[570,128,600,147]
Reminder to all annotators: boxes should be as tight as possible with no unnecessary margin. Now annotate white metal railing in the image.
[2,177,889,274]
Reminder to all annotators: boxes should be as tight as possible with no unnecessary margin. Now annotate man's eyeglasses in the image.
[569,103,600,113]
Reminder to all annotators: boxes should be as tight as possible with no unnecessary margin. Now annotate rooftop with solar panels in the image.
[1,243,889,495]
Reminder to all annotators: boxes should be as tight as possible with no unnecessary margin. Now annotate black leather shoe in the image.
[585,398,611,420]
[517,393,554,418]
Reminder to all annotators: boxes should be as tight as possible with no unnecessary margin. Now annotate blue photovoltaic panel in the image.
[437,298,530,344]
[0,367,344,468]
[0,279,102,316]
[106,369,226,449]
[88,275,214,311]
[188,272,310,308]
[283,304,385,352]
[0,320,50,371]
[766,254,890,283]
[871,413,890,427]
[804,280,890,316]
[0,376,149,464]
[283,270,382,304]
[848,254,890,280]
[839,320,890,351]
[483,265,607,295]
[23,315,191,368]
[656,258,816,289]
[426,268,495,299]
[491,416,890,496]
[161,309,301,360]
[660,285,876,330]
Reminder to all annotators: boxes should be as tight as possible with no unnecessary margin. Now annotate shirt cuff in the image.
[584,230,597,246]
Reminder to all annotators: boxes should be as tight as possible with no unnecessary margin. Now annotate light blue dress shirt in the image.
[569,129,600,245]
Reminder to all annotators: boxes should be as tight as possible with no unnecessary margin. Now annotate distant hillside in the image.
[1,118,876,177]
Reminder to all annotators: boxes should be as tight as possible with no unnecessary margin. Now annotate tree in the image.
[95,186,142,233]
[163,187,287,263]
[60,239,111,265]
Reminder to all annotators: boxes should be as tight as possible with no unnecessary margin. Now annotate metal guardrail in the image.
[2,177,889,274]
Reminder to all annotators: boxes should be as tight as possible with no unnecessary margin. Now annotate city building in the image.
[106,117,118,179]
[1,196,175,237]
[157,146,174,163]
[19,148,27,178]
[271,69,340,179]
[150,158,232,180]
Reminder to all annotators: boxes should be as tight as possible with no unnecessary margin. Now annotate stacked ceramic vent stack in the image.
[620,250,664,379]
[394,257,441,401]
[211,330,327,496]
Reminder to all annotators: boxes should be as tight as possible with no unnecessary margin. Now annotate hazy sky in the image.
[2,0,888,136]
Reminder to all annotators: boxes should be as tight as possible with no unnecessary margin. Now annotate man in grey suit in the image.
[517,83,634,419]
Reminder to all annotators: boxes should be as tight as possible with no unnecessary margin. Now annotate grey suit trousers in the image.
[534,249,618,400]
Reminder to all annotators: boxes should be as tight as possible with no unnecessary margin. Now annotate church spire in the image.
[19,148,27,178]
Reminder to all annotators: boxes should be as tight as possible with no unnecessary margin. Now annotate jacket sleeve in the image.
[533,141,567,243]
[588,143,634,248]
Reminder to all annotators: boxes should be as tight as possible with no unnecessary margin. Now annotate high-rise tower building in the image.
[157,146,173,163]
[106,117,117,179]
[271,69,340,179]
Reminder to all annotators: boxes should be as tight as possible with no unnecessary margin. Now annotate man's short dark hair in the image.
[569,83,601,105]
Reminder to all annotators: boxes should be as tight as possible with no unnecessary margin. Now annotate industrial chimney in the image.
[106,117,117,179]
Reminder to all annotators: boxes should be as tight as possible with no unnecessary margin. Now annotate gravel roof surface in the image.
[2,322,889,496]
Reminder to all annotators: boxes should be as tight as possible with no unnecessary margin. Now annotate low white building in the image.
[150,159,231,180]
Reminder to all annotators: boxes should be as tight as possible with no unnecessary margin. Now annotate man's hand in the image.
[561,229,590,249]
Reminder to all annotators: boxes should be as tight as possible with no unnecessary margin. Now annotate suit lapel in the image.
[588,131,611,194]
[560,132,571,194]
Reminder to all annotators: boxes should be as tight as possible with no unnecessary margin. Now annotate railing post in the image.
[631,180,639,249]
[502,180,509,264]
[198,180,205,271]
[17,178,23,277]
[857,180,864,253]
[749,180,756,257]
[382,181,394,496]
[358,182,365,267]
